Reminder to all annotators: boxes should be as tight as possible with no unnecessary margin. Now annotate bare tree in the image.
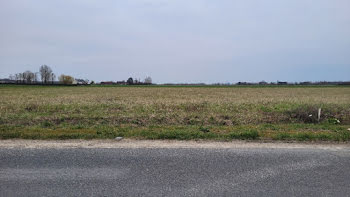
[34,72,39,83]
[144,76,152,84]
[23,71,36,83]
[39,65,54,84]
[14,73,19,83]
[50,73,56,84]
[14,73,24,83]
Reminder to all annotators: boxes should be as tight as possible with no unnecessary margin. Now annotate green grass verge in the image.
[1,124,349,141]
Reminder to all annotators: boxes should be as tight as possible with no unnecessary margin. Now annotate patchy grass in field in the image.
[0,85,350,141]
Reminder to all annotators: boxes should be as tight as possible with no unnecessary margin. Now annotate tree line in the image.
[8,65,88,85]
[100,77,152,85]
[6,65,153,85]
[9,65,56,84]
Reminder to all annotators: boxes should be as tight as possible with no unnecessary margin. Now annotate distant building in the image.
[0,79,16,84]
[74,79,89,85]
[237,82,255,85]
[277,81,288,85]
[300,81,312,85]
[116,81,127,85]
[339,82,350,85]
[100,81,116,85]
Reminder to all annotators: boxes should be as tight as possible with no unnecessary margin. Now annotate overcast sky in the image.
[0,0,349,83]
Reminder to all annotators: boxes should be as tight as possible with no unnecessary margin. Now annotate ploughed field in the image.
[1,85,350,141]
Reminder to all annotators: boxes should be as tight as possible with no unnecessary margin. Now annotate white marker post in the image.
[318,108,322,123]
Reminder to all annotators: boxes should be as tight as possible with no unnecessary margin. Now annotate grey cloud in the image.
[0,0,349,83]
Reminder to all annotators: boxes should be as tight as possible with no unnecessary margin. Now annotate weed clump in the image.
[41,120,53,128]
[199,126,210,133]
[286,105,348,124]
[287,105,320,123]
[328,118,341,125]
[24,104,40,112]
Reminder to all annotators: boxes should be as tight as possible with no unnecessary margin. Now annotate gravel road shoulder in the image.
[1,139,350,150]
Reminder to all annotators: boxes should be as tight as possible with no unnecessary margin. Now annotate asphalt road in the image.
[1,143,350,196]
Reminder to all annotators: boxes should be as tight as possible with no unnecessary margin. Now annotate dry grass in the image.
[1,85,350,140]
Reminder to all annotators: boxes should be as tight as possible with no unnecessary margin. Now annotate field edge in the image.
[1,124,350,142]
